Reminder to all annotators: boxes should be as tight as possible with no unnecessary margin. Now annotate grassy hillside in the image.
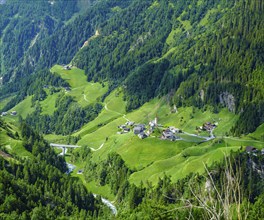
[2,64,263,190]
[0,96,35,125]
[10,96,35,118]
[50,65,108,107]
[4,69,258,187]
[49,86,261,187]
[1,65,264,201]
[37,65,108,116]
[0,120,32,159]
[40,91,60,115]
[0,0,263,217]
[70,0,263,136]
[81,97,246,186]
[1,65,263,198]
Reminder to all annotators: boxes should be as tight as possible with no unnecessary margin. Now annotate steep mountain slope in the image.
[1,0,133,82]
[0,0,134,111]
[0,1,74,77]
[72,0,264,134]
[0,0,262,135]
[0,118,110,219]
[2,0,262,135]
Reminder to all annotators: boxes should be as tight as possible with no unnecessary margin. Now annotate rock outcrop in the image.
[219,92,236,112]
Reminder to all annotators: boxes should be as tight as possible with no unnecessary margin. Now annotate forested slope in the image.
[0,0,263,134]
[79,149,264,219]
[0,0,85,79]
[72,0,264,135]
[0,0,132,83]
[0,118,110,219]
[1,115,263,219]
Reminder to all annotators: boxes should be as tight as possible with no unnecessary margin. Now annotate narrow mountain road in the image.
[183,128,215,142]
[83,94,88,102]
[90,143,104,152]
[104,103,130,122]
[123,115,129,122]
[104,103,112,112]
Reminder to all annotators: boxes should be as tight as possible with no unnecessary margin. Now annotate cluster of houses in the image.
[197,122,217,132]
[117,118,182,141]
[117,121,151,139]
[133,124,147,139]
[117,119,156,139]
[1,111,17,117]
[161,127,181,141]
[117,122,133,134]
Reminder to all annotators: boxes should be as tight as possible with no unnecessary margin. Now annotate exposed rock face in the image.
[129,31,151,52]
[199,89,205,102]
[219,92,236,112]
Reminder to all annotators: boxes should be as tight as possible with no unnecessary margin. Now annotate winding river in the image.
[102,197,117,215]
[94,194,117,215]
[66,163,117,215]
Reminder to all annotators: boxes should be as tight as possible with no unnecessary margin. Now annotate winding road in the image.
[183,128,215,142]
[90,143,105,152]
[104,103,130,122]
[83,94,88,102]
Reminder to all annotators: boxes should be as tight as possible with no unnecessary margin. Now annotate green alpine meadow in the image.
[0,0,263,219]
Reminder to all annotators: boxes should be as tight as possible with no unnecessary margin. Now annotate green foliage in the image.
[20,121,67,171]
[1,69,68,112]
[1,0,263,135]
[83,150,264,219]
[0,120,111,219]
[25,95,103,135]
[1,0,263,218]
[73,0,263,135]
[84,152,131,196]
[124,59,170,111]
[248,194,264,220]
[73,0,170,84]
[0,0,80,77]
[12,0,132,81]
[231,102,264,135]
[0,155,103,219]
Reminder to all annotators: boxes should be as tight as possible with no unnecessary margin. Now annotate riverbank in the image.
[66,163,117,215]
